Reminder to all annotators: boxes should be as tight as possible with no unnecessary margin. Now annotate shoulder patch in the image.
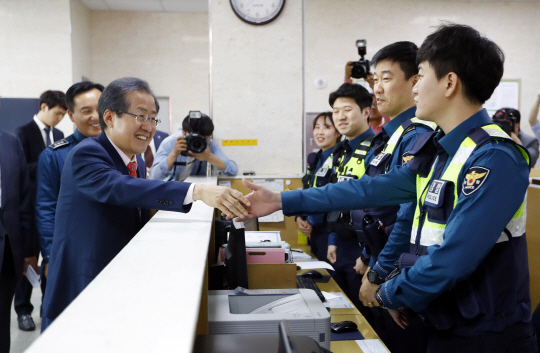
[50,138,70,150]
[402,151,414,164]
[462,166,490,196]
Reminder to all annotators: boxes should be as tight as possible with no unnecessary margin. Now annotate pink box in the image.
[219,247,286,264]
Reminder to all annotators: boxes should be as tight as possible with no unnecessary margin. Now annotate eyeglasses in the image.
[119,111,161,127]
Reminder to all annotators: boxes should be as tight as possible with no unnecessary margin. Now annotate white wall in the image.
[210,0,304,175]
[89,11,210,134]
[305,0,540,139]
[0,0,73,134]
[71,0,92,82]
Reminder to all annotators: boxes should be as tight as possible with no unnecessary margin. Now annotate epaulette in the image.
[50,138,70,150]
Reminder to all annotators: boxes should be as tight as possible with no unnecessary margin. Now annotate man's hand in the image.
[190,145,213,162]
[296,217,312,236]
[193,184,250,219]
[23,256,38,275]
[365,73,375,90]
[388,309,409,329]
[344,61,354,82]
[354,256,368,275]
[231,179,282,220]
[327,245,337,264]
[167,136,188,170]
[359,277,380,307]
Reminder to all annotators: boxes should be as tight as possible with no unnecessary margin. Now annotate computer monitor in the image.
[225,219,249,289]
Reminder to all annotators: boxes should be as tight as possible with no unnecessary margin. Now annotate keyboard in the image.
[296,276,326,303]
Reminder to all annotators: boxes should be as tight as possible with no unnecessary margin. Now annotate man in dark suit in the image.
[13,90,67,331]
[41,77,249,331]
[0,129,36,352]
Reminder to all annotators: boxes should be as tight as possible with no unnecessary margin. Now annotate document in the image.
[25,266,41,288]
[253,179,285,222]
[356,339,390,353]
[244,231,281,242]
[322,292,353,309]
[295,261,334,271]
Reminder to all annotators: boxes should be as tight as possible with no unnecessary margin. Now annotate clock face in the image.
[230,0,286,25]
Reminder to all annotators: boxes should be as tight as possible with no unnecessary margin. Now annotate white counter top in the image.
[26,176,218,353]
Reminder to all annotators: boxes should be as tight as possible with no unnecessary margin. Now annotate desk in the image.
[25,175,383,352]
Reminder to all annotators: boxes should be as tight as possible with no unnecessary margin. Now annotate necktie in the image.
[44,126,51,147]
[127,161,137,177]
[144,145,154,168]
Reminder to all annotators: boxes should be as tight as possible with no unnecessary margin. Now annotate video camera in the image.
[350,39,370,79]
[492,108,518,136]
[181,110,208,156]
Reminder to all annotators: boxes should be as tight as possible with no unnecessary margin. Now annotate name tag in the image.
[424,179,447,207]
[315,167,329,177]
[338,175,353,182]
[370,152,388,167]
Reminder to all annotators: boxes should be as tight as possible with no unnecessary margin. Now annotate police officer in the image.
[351,41,436,353]
[321,83,375,317]
[297,112,341,261]
[242,24,537,353]
[36,81,104,277]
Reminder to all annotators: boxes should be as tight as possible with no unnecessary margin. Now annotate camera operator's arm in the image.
[529,89,540,140]
[149,134,187,180]
[344,61,354,83]
[191,140,238,176]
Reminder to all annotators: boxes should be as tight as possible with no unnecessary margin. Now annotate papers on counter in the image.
[356,339,390,352]
[289,249,312,260]
[295,261,334,271]
[322,292,353,309]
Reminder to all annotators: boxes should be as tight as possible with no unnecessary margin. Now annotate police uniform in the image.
[325,128,374,317]
[36,129,88,265]
[282,109,536,352]
[300,148,334,261]
[353,107,436,353]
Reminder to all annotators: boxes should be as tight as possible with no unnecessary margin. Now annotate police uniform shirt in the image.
[305,147,333,228]
[281,109,529,318]
[36,129,87,263]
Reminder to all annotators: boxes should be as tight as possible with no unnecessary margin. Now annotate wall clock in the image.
[230,0,286,26]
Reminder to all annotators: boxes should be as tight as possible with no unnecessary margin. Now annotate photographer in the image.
[493,107,539,166]
[149,113,238,181]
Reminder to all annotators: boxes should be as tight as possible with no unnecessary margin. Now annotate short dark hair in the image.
[329,83,372,110]
[417,23,504,105]
[98,77,160,130]
[371,41,419,80]
[39,90,67,111]
[65,81,105,112]
[313,112,341,145]
[494,108,521,124]
[182,113,214,136]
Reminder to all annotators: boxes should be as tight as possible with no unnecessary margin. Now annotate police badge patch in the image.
[402,151,414,165]
[462,166,490,196]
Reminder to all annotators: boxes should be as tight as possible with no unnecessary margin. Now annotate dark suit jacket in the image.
[42,132,192,325]
[0,130,32,279]
[153,130,169,151]
[15,119,64,182]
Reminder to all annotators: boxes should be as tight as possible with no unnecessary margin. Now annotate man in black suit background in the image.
[0,129,35,352]
[13,90,66,331]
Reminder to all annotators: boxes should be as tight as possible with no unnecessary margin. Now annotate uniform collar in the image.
[320,147,333,160]
[73,129,87,142]
[382,106,417,138]
[437,108,492,157]
[348,127,375,151]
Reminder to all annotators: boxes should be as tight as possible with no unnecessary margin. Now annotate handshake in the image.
[199,179,282,220]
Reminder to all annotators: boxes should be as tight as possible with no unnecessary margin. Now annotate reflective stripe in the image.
[452,146,475,164]
[387,130,402,146]
[411,226,444,246]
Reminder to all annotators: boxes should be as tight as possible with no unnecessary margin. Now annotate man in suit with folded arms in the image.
[0,129,36,352]
[14,90,66,331]
[41,77,249,331]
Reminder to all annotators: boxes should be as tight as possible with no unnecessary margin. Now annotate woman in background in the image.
[297,112,341,261]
